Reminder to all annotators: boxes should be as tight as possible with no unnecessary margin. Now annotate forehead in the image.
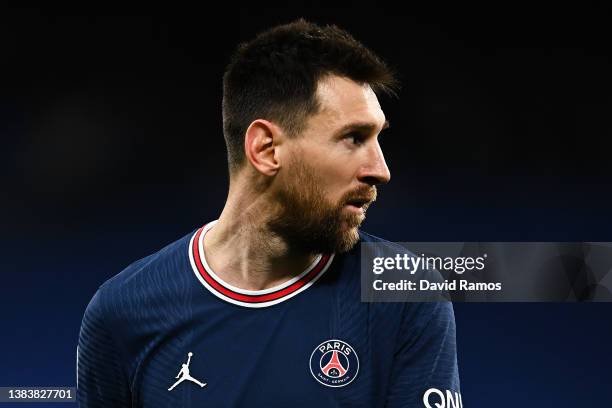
[311,75,385,132]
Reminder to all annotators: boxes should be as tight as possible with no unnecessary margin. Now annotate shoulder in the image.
[85,229,197,324]
[358,229,392,244]
[351,231,424,266]
[99,229,195,294]
[356,229,456,333]
[358,229,413,255]
[79,229,201,383]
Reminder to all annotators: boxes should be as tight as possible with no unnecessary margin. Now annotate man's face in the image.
[268,75,391,254]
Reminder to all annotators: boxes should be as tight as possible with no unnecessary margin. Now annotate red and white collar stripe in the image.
[188,221,334,308]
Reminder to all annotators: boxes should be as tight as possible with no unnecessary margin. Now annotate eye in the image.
[345,132,366,146]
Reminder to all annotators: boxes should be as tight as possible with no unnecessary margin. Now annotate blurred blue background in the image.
[1,4,612,407]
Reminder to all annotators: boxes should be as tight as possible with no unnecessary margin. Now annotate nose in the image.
[357,141,391,185]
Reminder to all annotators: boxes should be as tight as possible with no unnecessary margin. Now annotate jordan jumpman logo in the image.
[168,352,207,391]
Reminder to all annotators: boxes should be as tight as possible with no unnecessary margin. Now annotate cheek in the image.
[323,155,356,180]
[316,164,355,203]
[296,144,357,200]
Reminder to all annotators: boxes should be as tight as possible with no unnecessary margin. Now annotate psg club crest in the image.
[309,339,359,387]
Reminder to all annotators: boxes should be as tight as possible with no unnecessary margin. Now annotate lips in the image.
[343,187,377,212]
[345,195,376,213]
[346,198,371,208]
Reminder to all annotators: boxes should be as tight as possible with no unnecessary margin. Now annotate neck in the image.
[202,176,318,291]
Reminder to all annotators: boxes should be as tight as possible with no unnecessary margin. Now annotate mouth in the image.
[344,198,372,213]
[342,187,377,217]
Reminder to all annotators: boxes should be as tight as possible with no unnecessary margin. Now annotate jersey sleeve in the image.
[385,301,461,407]
[77,289,132,408]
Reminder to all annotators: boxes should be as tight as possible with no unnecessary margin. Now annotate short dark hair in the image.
[222,19,398,174]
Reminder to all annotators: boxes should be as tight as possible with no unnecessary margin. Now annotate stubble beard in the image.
[267,158,377,255]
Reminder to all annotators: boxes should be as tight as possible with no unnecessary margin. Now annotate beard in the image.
[267,157,377,254]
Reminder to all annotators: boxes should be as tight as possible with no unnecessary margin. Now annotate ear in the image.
[244,119,282,176]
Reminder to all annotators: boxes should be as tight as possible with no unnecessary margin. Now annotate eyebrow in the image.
[334,120,390,136]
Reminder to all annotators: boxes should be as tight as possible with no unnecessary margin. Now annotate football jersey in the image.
[77,221,460,407]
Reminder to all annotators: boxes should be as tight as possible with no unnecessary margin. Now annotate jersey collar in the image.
[188,221,335,308]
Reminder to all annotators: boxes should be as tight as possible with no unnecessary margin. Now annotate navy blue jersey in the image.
[77,221,460,407]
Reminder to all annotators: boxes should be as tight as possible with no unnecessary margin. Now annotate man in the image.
[77,19,460,407]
